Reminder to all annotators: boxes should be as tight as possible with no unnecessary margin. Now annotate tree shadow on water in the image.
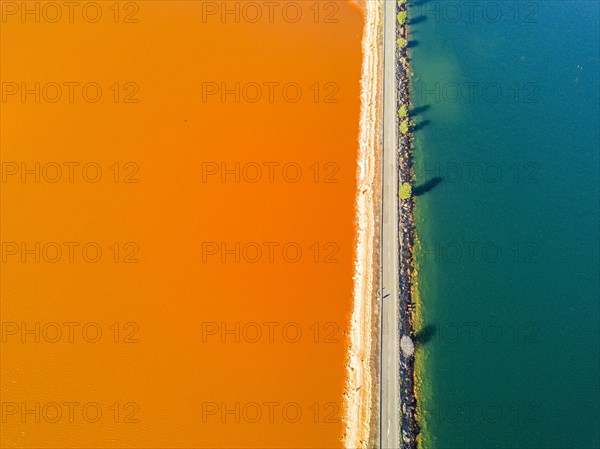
[409,15,427,25]
[410,104,430,117]
[413,177,443,196]
[407,40,419,49]
[413,119,430,132]
[414,324,436,347]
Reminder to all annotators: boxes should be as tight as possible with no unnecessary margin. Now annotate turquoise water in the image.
[410,1,600,448]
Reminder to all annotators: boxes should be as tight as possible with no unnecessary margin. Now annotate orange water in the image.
[0,1,364,447]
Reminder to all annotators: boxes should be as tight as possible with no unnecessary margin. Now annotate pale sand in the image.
[342,1,383,448]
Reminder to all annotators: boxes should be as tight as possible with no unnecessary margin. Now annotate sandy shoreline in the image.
[342,1,383,448]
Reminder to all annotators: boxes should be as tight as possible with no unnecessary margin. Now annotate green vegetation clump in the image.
[397,38,408,49]
[398,104,409,119]
[400,182,412,200]
[397,11,407,25]
[400,119,410,135]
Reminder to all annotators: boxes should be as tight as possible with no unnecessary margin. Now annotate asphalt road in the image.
[380,0,400,447]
